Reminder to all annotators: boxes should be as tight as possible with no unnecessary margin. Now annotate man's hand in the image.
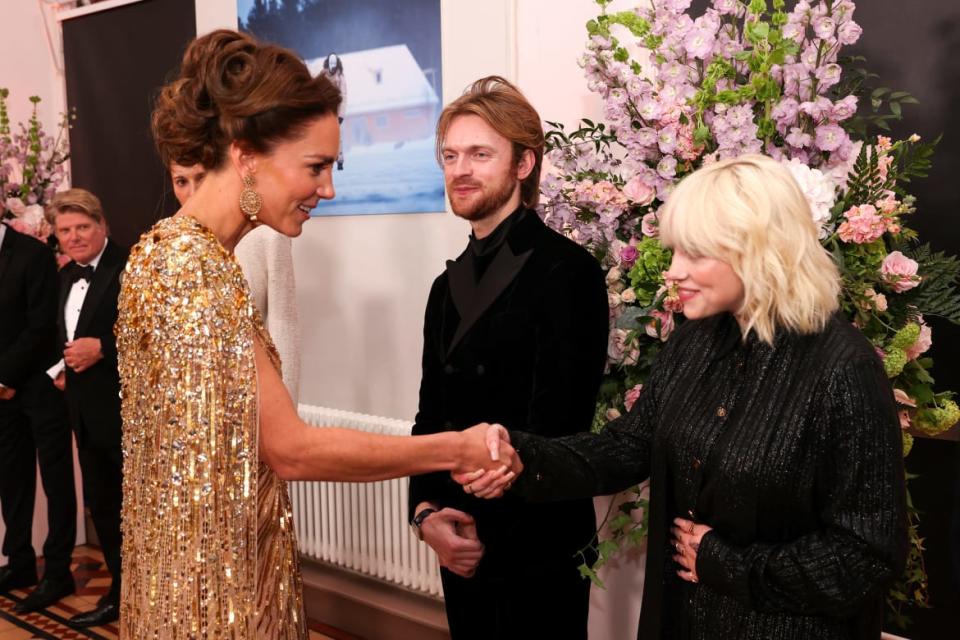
[0,386,15,401]
[420,507,484,578]
[453,424,520,499]
[63,337,103,373]
[53,371,66,391]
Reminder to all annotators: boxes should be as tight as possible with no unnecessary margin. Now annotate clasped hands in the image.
[63,337,103,373]
[453,423,519,499]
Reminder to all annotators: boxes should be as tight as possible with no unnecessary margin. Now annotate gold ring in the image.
[465,483,473,494]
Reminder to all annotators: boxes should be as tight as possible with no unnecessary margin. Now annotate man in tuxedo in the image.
[0,220,77,612]
[46,189,126,627]
[408,77,609,639]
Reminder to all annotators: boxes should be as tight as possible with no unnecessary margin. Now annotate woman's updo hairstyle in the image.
[152,29,341,170]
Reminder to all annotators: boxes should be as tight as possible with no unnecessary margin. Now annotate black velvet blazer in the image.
[58,239,128,448]
[409,210,609,578]
[513,312,907,639]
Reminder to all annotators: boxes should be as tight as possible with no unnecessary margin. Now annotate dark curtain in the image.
[63,0,196,248]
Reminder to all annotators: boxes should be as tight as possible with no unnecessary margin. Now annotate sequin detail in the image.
[116,216,305,639]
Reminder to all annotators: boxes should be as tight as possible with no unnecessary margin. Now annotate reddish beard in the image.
[448,173,519,222]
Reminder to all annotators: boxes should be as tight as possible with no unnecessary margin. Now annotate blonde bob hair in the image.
[659,153,840,344]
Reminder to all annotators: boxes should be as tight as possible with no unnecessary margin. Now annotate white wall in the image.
[0,2,67,143]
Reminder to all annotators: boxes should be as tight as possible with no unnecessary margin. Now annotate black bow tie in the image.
[68,263,95,283]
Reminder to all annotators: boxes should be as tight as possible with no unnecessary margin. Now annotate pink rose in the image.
[881,251,921,293]
[644,309,675,341]
[905,320,932,361]
[608,329,629,363]
[622,175,656,206]
[619,244,639,268]
[864,288,888,312]
[641,212,659,237]
[624,384,643,412]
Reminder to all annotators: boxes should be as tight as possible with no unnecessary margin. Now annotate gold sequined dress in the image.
[115,216,305,639]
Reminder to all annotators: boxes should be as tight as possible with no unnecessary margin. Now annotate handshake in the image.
[453,423,522,499]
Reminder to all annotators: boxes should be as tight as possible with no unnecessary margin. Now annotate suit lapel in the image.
[58,265,71,345]
[74,242,119,338]
[0,224,18,290]
[446,242,533,357]
[446,252,475,323]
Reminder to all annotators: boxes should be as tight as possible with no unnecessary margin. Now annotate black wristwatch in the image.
[411,507,438,541]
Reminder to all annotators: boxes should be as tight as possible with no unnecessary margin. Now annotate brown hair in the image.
[152,29,341,170]
[45,188,105,226]
[436,76,545,208]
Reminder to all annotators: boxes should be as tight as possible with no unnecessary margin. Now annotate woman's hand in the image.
[671,517,712,583]
[453,423,521,498]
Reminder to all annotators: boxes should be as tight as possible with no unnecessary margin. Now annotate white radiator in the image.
[293,404,443,597]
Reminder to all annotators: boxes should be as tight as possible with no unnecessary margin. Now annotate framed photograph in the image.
[239,0,445,216]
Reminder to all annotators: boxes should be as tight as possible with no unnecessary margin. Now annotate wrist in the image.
[411,505,439,541]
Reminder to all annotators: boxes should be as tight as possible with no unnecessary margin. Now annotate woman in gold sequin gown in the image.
[115,30,520,640]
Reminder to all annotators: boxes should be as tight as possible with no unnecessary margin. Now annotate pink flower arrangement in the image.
[1,89,71,242]
[837,204,886,244]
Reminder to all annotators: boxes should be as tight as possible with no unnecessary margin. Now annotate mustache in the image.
[451,179,482,189]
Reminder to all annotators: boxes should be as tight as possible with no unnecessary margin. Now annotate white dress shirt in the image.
[46,238,109,380]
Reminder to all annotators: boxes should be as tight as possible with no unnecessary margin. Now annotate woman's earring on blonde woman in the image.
[239,174,262,223]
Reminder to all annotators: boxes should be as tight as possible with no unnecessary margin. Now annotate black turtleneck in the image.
[467,206,527,282]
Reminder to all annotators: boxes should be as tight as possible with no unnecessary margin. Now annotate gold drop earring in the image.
[239,174,262,223]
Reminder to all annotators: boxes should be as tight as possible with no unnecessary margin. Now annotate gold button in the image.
[692,457,702,470]
[716,406,726,417]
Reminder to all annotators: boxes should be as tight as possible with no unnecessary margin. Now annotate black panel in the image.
[62,0,196,248]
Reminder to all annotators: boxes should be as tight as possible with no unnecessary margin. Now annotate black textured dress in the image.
[512,312,907,640]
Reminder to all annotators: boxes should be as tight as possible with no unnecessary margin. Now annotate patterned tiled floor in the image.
[0,546,356,639]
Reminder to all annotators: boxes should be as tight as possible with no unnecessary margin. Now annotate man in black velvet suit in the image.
[408,77,609,639]
[46,189,126,627]
[0,220,77,612]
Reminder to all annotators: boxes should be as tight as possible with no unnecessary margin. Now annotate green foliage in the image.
[903,244,960,324]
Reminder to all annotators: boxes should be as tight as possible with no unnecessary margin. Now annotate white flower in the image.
[781,158,836,238]
[21,204,46,229]
[5,197,26,216]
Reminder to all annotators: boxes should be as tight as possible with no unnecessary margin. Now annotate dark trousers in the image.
[75,415,122,604]
[440,562,591,640]
[0,373,76,577]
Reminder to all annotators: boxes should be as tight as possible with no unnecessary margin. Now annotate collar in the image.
[468,205,526,257]
[77,237,109,270]
[0,222,6,250]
